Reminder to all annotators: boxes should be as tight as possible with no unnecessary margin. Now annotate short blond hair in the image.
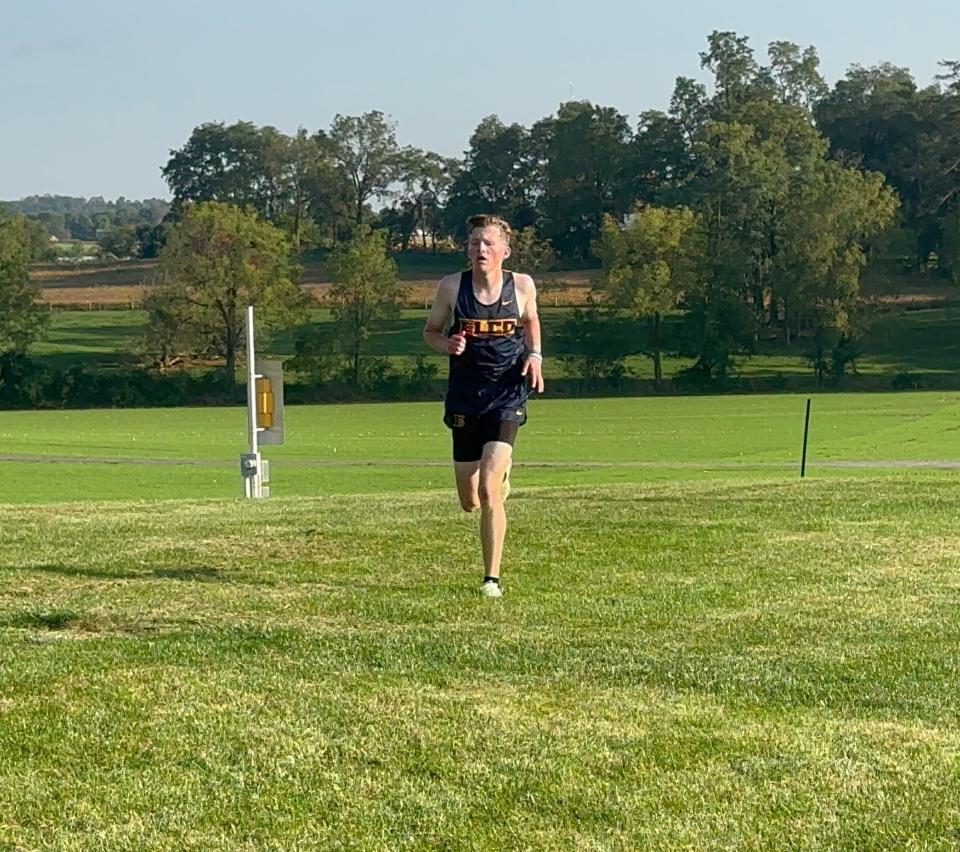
[467,214,512,246]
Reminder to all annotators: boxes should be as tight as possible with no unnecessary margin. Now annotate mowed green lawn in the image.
[3,474,960,846]
[1,392,959,504]
[3,394,960,848]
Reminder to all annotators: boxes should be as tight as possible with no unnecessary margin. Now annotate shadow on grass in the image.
[0,563,226,582]
[0,608,176,636]
[3,608,83,630]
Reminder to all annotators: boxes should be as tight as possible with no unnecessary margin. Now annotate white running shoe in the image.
[481,580,503,598]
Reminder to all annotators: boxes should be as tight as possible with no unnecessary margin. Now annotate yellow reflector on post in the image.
[256,377,274,429]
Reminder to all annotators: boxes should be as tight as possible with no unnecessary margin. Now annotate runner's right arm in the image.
[423,275,466,356]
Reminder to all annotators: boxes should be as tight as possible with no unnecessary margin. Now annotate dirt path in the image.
[3,454,960,470]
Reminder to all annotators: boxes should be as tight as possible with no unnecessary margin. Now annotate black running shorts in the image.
[446,413,520,463]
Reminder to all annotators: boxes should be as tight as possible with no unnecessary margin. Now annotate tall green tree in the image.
[162,122,270,214]
[303,129,354,246]
[262,128,340,250]
[934,61,960,219]
[443,116,539,240]
[594,206,702,386]
[0,214,48,354]
[776,160,898,349]
[632,109,692,204]
[686,113,800,335]
[940,58,960,266]
[629,78,708,206]
[671,32,898,377]
[325,112,405,224]
[156,202,308,378]
[534,101,635,260]
[395,149,454,251]
[164,122,357,248]
[596,205,703,388]
[815,64,944,267]
[326,225,401,385]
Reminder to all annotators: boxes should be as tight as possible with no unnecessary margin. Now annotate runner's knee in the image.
[459,493,480,512]
[457,482,480,512]
[478,480,501,508]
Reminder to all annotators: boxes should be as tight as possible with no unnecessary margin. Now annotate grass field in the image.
[2,393,960,504]
[3,394,960,847]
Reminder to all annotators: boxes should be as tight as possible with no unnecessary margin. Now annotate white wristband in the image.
[528,350,543,360]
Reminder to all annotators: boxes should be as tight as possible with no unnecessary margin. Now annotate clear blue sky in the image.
[2,0,957,201]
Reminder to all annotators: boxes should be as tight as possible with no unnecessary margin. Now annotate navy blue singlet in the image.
[445,270,528,421]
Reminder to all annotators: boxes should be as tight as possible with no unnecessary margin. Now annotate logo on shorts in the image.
[452,414,466,428]
[516,409,524,417]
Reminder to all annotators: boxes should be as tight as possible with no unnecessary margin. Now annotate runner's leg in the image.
[478,440,513,579]
[453,461,481,512]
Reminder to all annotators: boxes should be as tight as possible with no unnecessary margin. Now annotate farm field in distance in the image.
[29,256,596,309]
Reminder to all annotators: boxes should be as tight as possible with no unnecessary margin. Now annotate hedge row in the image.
[1,354,954,410]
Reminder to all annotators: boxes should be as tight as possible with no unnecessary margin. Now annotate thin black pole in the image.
[801,398,811,478]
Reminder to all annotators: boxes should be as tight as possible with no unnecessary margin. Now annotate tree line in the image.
[155,33,958,273]
[9,31,956,273]
[146,30,958,384]
[2,30,959,401]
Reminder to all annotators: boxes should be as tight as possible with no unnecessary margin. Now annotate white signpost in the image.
[241,305,284,498]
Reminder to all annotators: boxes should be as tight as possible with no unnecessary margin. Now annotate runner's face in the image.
[467,226,510,272]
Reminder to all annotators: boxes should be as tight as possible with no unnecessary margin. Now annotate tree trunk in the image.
[651,312,663,389]
[420,197,428,251]
[292,195,302,250]
[352,305,363,386]
[225,328,236,381]
[752,283,766,333]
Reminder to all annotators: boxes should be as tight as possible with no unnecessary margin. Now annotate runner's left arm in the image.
[518,275,544,393]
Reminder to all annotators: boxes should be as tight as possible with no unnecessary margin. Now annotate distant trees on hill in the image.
[4,196,169,243]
